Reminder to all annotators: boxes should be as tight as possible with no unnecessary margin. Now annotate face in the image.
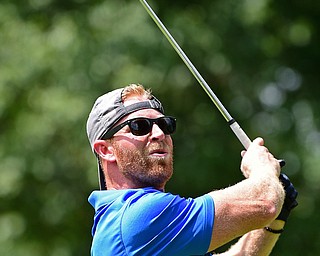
[110,107,174,189]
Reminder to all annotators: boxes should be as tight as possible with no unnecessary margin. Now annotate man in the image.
[86,83,298,255]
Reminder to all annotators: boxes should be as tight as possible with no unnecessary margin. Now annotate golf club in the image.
[139,0,285,167]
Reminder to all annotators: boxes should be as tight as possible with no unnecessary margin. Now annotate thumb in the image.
[251,137,264,146]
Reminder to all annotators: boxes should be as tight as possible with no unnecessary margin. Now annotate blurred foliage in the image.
[0,0,319,255]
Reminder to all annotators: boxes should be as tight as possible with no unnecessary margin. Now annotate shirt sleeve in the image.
[121,192,214,256]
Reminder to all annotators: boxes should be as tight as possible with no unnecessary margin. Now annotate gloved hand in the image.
[277,173,298,222]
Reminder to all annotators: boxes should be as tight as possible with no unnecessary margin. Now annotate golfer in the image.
[86,83,297,256]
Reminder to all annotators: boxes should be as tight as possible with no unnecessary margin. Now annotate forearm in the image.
[214,220,285,256]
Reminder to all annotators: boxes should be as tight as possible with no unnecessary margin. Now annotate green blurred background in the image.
[1,0,319,255]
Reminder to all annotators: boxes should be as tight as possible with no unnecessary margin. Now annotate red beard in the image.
[112,142,173,189]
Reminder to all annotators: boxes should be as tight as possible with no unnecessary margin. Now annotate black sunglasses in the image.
[101,116,177,139]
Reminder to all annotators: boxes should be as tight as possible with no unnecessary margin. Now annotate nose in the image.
[150,123,165,140]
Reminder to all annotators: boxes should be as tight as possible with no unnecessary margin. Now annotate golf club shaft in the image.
[139,0,252,149]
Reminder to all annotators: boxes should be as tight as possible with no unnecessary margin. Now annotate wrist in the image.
[264,227,284,234]
[264,219,285,234]
[268,219,285,229]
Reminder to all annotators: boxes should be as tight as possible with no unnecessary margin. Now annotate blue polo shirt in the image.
[88,187,214,256]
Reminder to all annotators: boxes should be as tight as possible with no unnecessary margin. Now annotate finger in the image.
[252,137,264,146]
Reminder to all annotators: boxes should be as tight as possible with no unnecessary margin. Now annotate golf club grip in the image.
[229,120,251,149]
[229,120,286,167]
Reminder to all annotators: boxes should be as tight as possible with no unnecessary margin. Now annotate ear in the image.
[93,140,116,162]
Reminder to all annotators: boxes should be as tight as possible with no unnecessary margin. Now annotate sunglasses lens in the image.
[157,117,176,134]
[129,119,152,136]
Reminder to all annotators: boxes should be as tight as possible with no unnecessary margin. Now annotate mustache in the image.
[146,142,172,153]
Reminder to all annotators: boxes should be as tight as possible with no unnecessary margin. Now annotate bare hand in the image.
[240,137,281,178]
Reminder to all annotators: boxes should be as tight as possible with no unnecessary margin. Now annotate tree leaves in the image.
[1,0,319,255]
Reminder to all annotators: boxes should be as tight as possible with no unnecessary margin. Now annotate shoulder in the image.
[123,188,214,218]
[88,187,187,212]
